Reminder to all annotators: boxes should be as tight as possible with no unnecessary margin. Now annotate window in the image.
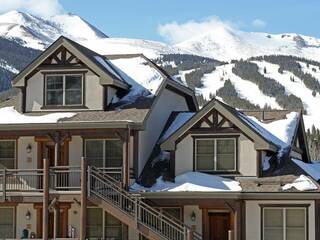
[0,141,15,169]
[195,138,236,172]
[263,207,307,240]
[0,208,14,238]
[85,139,123,168]
[45,74,83,106]
[87,208,122,240]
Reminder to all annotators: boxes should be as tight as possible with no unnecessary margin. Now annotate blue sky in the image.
[1,0,320,42]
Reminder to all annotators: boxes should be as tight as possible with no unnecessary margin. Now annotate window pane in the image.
[46,75,63,106]
[196,140,214,170]
[0,208,14,238]
[87,208,103,238]
[105,212,122,240]
[0,141,15,169]
[216,139,235,170]
[264,209,283,240]
[65,75,82,105]
[286,209,305,240]
[46,90,63,105]
[85,140,104,167]
[46,76,63,90]
[105,140,123,168]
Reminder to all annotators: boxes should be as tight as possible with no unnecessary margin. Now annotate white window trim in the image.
[45,73,84,106]
[262,207,307,240]
[0,140,16,169]
[195,137,237,172]
[84,139,122,168]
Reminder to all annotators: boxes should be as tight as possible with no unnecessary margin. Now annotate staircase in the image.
[88,167,202,240]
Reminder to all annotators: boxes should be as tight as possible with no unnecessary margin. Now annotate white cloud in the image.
[0,0,63,17]
[252,19,267,28]
[158,16,238,44]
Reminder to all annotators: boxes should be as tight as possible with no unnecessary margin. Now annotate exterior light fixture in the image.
[26,210,31,220]
[191,211,196,222]
[26,144,32,153]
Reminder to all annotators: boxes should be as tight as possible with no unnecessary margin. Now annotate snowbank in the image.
[159,112,195,143]
[282,175,318,191]
[292,158,320,181]
[130,172,242,192]
[0,107,76,124]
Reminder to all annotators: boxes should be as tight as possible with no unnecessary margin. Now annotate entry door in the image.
[209,213,231,240]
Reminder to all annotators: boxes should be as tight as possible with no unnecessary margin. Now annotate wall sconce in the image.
[26,210,31,220]
[191,211,196,222]
[26,144,32,154]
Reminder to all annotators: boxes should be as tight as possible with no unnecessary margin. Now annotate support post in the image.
[53,204,60,239]
[43,158,49,240]
[2,168,6,202]
[80,157,87,240]
[122,128,130,188]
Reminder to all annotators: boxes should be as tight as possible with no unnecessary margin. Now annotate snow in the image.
[0,60,19,74]
[298,61,320,84]
[176,24,320,61]
[130,172,242,192]
[292,158,320,181]
[94,56,122,80]
[0,107,75,124]
[198,64,281,109]
[255,61,320,130]
[282,175,318,191]
[159,112,195,143]
[110,56,164,99]
[262,155,272,171]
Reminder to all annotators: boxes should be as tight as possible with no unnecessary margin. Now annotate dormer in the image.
[12,36,129,112]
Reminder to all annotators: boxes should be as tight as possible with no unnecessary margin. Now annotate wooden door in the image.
[209,213,231,240]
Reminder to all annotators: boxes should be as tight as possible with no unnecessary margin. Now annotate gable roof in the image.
[161,99,282,151]
[12,36,129,90]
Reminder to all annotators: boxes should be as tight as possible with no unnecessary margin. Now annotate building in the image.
[0,36,319,240]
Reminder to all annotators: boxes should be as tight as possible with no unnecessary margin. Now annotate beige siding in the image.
[183,205,202,234]
[17,137,38,169]
[246,200,315,240]
[16,204,37,237]
[68,203,81,238]
[25,70,104,112]
[175,133,257,176]
[69,136,83,166]
[138,88,189,175]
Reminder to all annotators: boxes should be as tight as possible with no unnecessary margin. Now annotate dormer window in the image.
[45,73,83,107]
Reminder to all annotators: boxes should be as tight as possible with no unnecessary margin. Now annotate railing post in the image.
[134,197,139,227]
[43,158,49,240]
[87,166,91,198]
[2,168,6,202]
[80,157,87,240]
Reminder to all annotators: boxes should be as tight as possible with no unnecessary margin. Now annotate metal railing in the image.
[88,167,202,240]
[50,166,81,191]
[0,168,43,198]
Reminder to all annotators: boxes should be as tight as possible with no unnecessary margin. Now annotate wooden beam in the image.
[80,157,87,240]
[42,158,49,240]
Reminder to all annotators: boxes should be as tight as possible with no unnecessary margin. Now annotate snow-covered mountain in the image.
[0,10,108,50]
[176,25,320,61]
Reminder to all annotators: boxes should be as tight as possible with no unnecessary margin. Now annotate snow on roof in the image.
[159,112,195,143]
[292,158,320,181]
[239,111,298,148]
[0,107,76,124]
[94,56,122,80]
[282,175,318,191]
[130,171,242,192]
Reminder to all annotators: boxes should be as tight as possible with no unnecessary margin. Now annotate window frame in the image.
[84,138,123,168]
[44,72,85,107]
[194,136,238,173]
[261,205,309,240]
[0,207,15,239]
[0,140,16,169]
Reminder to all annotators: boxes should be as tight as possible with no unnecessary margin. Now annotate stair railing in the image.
[88,166,202,240]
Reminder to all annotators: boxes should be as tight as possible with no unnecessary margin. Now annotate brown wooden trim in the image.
[202,209,209,239]
[132,130,139,180]
[256,150,262,178]
[315,200,320,240]
[169,151,175,180]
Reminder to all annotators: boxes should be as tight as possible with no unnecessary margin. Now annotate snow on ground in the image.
[130,172,242,192]
[255,61,320,129]
[175,69,196,86]
[198,64,281,109]
[0,60,19,74]
[159,112,195,143]
[0,107,75,124]
[282,175,318,191]
[110,56,164,98]
[298,61,320,83]
[292,158,320,181]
